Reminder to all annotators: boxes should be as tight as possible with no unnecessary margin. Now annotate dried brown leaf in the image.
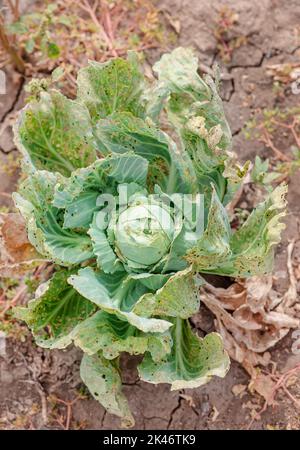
[179,394,196,408]
[0,213,44,276]
[266,63,300,84]
[232,384,247,397]
[248,371,277,404]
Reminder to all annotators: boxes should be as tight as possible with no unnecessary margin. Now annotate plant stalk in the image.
[0,13,25,74]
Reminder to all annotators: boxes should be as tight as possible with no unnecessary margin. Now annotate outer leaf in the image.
[139,318,230,390]
[153,47,210,98]
[133,266,201,319]
[215,183,287,276]
[153,47,235,202]
[130,272,170,291]
[187,184,287,276]
[143,82,169,123]
[80,353,134,428]
[14,269,96,348]
[72,310,172,361]
[94,112,198,194]
[107,152,149,186]
[153,48,231,155]
[13,170,93,265]
[186,188,231,270]
[77,53,144,122]
[14,90,97,176]
[68,267,172,333]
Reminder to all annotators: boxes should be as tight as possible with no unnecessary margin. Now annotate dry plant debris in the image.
[244,107,300,179]
[266,63,300,85]
[201,240,300,408]
[1,0,174,96]
[0,213,46,277]
[213,6,247,63]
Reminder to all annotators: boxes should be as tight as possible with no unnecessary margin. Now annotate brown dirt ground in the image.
[1,0,300,430]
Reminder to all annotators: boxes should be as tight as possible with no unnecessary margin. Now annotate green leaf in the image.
[25,38,35,54]
[68,267,173,333]
[57,15,72,27]
[14,90,97,176]
[63,191,100,229]
[13,170,93,265]
[222,158,250,205]
[53,153,149,230]
[218,183,287,276]
[94,112,198,194]
[153,47,210,100]
[7,20,28,35]
[77,53,145,122]
[108,152,149,186]
[133,266,201,319]
[53,153,148,207]
[187,184,287,276]
[139,318,230,390]
[46,42,60,59]
[88,214,123,273]
[72,310,172,361]
[153,47,233,202]
[80,353,134,428]
[251,155,281,186]
[14,269,96,348]
[51,66,65,82]
[186,188,231,270]
[142,81,170,123]
[153,48,231,152]
[130,272,170,291]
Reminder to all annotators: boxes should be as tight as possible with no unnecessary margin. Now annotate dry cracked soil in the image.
[1,0,300,430]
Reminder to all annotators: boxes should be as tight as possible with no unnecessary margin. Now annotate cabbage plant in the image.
[13,48,286,427]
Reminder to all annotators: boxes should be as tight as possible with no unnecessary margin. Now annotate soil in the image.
[1,0,300,430]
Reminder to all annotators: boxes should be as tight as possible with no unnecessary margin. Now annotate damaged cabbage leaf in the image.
[187,184,287,276]
[77,53,145,122]
[72,310,172,361]
[80,353,134,428]
[13,170,93,265]
[139,318,230,390]
[69,266,201,333]
[14,268,172,362]
[185,188,232,269]
[14,269,96,348]
[53,152,149,230]
[94,112,198,194]
[133,266,201,319]
[151,47,247,204]
[14,91,97,176]
[68,267,173,333]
